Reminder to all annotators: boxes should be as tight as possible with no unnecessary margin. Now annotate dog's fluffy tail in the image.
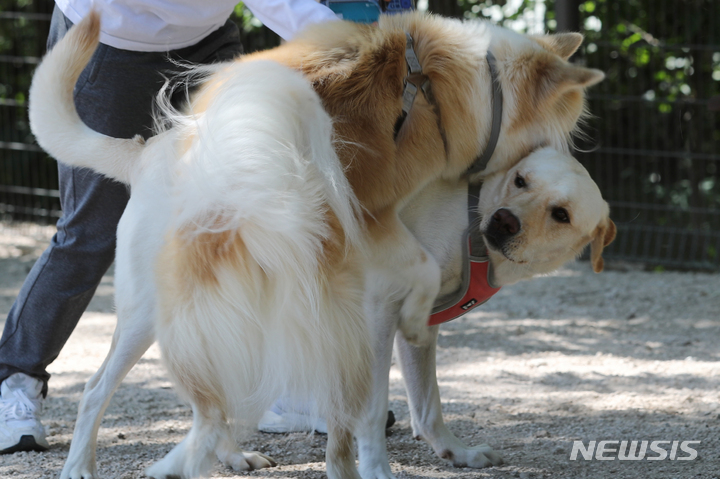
[153,60,371,443]
[28,11,144,184]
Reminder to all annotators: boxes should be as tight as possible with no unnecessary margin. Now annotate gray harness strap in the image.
[394,33,427,139]
[394,39,503,177]
[466,51,503,175]
[402,32,422,108]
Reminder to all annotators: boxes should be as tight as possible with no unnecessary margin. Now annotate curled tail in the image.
[28,11,144,184]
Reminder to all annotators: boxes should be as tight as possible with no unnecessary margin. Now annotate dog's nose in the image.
[490,208,520,236]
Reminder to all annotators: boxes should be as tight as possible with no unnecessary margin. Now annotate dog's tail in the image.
[152,61,372,451]
[28,11,144,184]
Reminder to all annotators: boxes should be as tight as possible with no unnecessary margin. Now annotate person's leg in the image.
[0,7,242,454]
[0,8,127,454]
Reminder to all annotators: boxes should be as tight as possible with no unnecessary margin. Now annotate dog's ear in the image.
[543,59,605,94]
[509,52,604,133]
[590,218,617,273]
[526,58,604,124]
[532,32,584,60]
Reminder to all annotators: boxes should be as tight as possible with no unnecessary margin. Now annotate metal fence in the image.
[0,1,55,223]
[574,0,720,270]
[1,0,719,270]
[0,1,282,225]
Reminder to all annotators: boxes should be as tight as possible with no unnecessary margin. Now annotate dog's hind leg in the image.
[146,406,276,478]
[356,292,399,479]
[326,420,362,479]
[323,316,371,478]
[143,357,274,479]
[145,404,224,479]
[395,330,504,469]
[60,302,155,479]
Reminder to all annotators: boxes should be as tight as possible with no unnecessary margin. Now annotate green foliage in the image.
[577,0,720,247]
[230,2,281,53]
[233,2,265,34]
[453,0,552,32]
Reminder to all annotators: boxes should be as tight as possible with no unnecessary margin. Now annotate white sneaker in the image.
[258,399,328,434]
[0,373,50,453]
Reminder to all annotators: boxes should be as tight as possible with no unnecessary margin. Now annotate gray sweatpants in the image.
[0,7,244,396]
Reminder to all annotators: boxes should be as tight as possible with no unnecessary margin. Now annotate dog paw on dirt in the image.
[215,436,277,472]
[436,443,504,468]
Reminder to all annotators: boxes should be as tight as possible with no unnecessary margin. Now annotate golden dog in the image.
[28,11,612,479]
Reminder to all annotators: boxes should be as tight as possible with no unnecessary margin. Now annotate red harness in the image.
[427,183,502,326]
[428,236,501,326]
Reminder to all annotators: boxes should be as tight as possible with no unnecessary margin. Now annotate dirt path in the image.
[1,225,718,479]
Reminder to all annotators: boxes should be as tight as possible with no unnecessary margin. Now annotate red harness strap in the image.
[428,245,501,326]
[427,182,502,326]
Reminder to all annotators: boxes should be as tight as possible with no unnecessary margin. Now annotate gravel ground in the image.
[1,224,719,479]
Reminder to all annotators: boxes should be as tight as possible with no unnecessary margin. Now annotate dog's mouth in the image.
[482,231,526,264]
[482,231,502,252]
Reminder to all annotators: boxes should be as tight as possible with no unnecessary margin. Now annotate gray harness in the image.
[394,32,504,177]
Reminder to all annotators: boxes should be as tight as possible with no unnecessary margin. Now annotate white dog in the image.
[28,11,613,479]
[358,147,615,478]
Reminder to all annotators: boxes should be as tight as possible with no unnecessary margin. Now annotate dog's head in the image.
[477,147,615,285]
[262,14,605,215]
[376,14,605,181]
[477,26,606,176]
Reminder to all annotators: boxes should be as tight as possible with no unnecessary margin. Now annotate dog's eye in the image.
[514,175,526,188]
[552,207,570,224]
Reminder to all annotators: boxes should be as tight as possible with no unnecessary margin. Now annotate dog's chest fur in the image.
[399,178,469,297]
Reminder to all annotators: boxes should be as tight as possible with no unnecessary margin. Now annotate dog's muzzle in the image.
[483,207,521,252]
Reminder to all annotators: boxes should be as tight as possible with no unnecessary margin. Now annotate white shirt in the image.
[56,0,339,51]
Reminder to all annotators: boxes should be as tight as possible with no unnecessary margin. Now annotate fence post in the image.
[555,0,580,32]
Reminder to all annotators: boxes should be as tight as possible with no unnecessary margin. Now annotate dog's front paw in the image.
[214,429,276,471]
[359,463,397,479]
[60,463,97,479]
[439,443,504,468]
[398,256,440,346]
[61,450,98,479]
[145,462,177,479]
[218,449,276,471]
